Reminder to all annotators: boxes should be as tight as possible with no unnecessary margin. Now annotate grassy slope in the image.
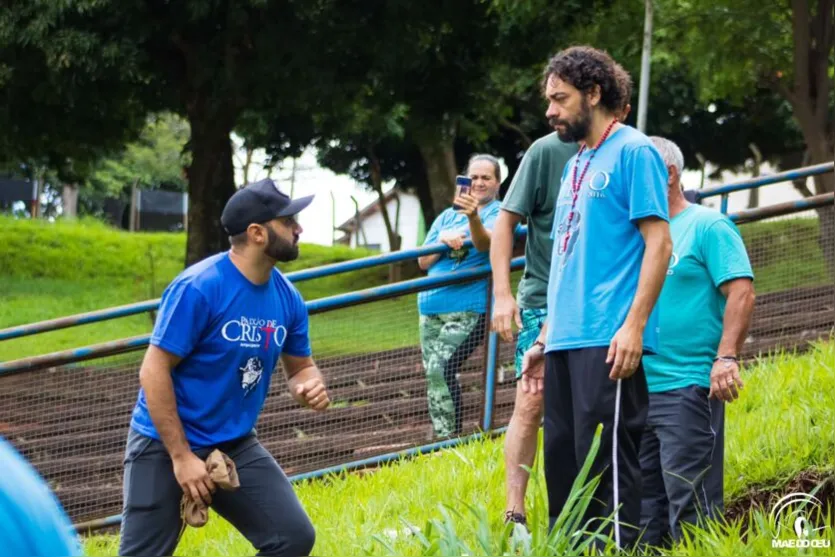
[0,216,394,360]
[2,213,831,362]
[83,341,835,556]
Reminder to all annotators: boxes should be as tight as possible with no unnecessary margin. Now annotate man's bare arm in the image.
[490,209,524,341]
[139,345,189,459]
[490,210,523,298]
[139,345,215,503]
[717,278,756,356]
[626,217,672,329]
[281,353,330,411]
[608,217,672,378]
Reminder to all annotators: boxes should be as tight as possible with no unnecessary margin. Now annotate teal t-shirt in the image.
[643,204,754,393]
[418,200,501,315]
[501,133,578,310]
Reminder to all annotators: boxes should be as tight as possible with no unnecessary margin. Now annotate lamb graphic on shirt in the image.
[556,210,582,263]
[239,357,264,396]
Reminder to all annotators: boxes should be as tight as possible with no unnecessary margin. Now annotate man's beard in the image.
[265,226,299,262]
[549,98,592,143]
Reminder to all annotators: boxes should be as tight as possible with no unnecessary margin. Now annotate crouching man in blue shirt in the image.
[639,137,756,548]
[119,179,330,557]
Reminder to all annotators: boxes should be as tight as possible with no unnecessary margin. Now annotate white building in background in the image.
[335,190,424,252]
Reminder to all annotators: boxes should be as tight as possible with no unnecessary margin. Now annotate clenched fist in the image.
[294,378,330,411]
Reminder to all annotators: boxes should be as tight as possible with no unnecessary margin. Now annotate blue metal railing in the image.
[2,160,831,342]
[0,234,530,342]
[0,257,525,375]
[695,161,833,214]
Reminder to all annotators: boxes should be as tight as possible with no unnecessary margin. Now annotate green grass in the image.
[740,216,832,294]
[1,213,832,361]
[0,215,395,361]
[82,341,835,556]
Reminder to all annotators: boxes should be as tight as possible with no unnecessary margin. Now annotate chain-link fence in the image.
[736,202,835,358]
[0,271,522,524]
[0,194,832,526]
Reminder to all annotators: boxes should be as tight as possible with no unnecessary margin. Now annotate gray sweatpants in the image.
[638,385,724,548]
[118,428,315,557]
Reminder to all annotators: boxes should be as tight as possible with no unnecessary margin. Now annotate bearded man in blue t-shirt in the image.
[521,47,672,549]
[119,179,330,557]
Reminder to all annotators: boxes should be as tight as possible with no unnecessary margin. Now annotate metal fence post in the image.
[481,277,498,432]
[482,331,499,432]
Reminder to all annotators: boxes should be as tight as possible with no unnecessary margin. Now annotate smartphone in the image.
[453,175,472,211]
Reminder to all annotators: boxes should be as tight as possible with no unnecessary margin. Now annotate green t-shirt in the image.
[643,204,754,393]
[501,133,578,309]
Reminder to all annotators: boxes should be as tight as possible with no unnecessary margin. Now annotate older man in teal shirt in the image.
[639,137,756,549]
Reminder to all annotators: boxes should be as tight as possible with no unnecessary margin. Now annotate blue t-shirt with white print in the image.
[418,200,501,315]
[130,252,311,448]
[545,125,669,353]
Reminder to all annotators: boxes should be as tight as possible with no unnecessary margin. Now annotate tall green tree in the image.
[80,113,191,217]
[1,0,378,265]
[659,0,833,193]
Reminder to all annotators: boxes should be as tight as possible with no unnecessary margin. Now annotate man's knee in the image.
[512,384,543,427]
[260,515,316,556]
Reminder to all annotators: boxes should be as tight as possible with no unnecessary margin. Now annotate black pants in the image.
[443,313,487,435]
[543,348,648,550]
[639,386,725,548]
[118,428,315,557]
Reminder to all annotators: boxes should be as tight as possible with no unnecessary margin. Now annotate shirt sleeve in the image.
[481,204,501,230]
[550,161,572,240]
[283,288,312,357]
[502,145,542,217]
[702,218,754,287]
[150,281,211,359]
[422,211,446,246]
[625,145,670,223]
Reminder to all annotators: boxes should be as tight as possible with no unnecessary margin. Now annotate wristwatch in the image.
[713,355,739,364]
[533,340,545,351]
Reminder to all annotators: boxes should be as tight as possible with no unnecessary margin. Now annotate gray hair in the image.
[650,136,684,175]
[467,153,501,183]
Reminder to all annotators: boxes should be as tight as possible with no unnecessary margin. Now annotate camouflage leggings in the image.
[419,312,487,437]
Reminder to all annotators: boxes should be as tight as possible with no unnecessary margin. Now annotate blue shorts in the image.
[514,307,548,378]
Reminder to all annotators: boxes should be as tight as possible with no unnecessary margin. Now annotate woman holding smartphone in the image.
[417,153,503,438]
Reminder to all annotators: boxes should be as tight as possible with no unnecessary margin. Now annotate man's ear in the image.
[248,223,267,245]
[587,84,602,108]
[667,165,679,187]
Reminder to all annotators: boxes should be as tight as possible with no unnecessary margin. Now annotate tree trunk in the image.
[184,106,237,267]
[413,120,458,230]
[367,147,401,252]
[61,184,79,219]
[747,144,761,209]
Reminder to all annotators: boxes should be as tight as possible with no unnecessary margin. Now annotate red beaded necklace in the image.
[561,118,619,254]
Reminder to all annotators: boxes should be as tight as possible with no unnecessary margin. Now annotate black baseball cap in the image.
[221,178,314,236]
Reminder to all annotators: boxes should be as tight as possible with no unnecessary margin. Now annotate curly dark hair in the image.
[543,46,630,114]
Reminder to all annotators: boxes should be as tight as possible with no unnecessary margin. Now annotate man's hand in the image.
[439,230,466,250]
[454,193,479,218]
[709,358,744,402]
[294,377,330,411]
[172,452,215,506]
[492,292,522,343]
[520,343,545,394]
[607,323,643,380]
